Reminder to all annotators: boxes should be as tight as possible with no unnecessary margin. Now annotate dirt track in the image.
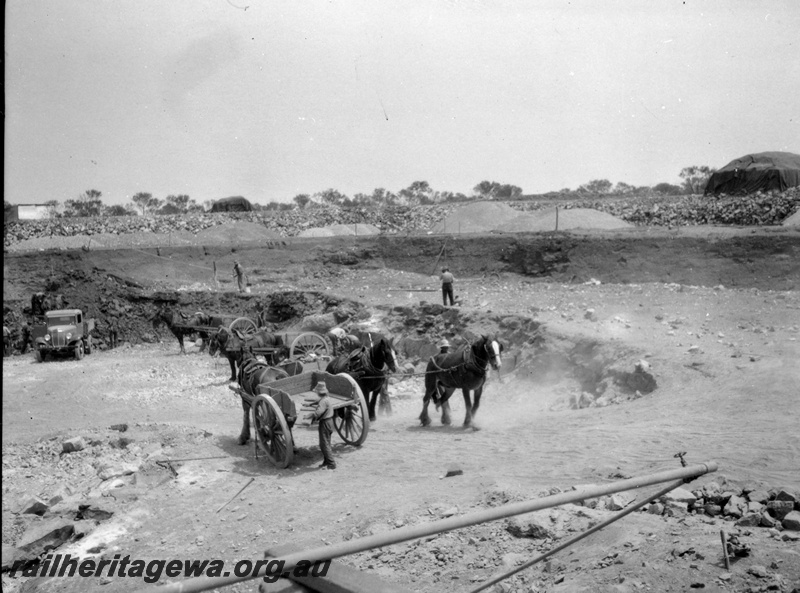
[3,227,800,593]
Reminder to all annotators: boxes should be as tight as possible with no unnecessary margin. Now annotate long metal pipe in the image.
[132,461,716,593]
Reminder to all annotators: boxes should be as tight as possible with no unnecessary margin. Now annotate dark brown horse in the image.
[152,307,212,354]
[326,336,397,422]
[210,327,290,381]
[420,335,502,428]
[235,350,289,445]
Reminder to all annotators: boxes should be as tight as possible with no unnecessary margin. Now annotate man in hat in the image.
[311,382,336,469]
[440,267,455,306]
[437,338,451,354]
[327,327,362,357]
[232,261,247,293]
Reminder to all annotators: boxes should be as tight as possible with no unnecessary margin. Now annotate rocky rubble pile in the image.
[6,188,799,250]
[1,424,179,573]
[651,482,800,533]
[509,187,800,228]
[3,205,454,249]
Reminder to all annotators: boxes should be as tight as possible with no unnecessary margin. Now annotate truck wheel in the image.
[74,342,84,360]
[85,337,92,355]
[35,349,44,363]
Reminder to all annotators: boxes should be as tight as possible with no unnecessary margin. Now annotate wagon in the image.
[172,314,258,338]
[229,370,369,469]
[222,327,333,360]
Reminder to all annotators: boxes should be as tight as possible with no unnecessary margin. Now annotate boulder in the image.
[775,489,798,503]
[747,490,770,504]
[704,503,722,517]
[735,513,761,527]
[607,492,637,511]
[663,487,696,505]
[767,500,794,521]
[17,519,74,557]
[16,496,48,516]
[723,495,746,518]
[97,461,139,481]
[782,510,800,531]
[506,512,555,539]
[61,437,85,453]
[760,513,779,528]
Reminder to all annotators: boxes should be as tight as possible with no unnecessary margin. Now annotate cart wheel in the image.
[252,395,294,469]
[230,317,257,336]
[332,374,370,446]
[74,342,84,360]
[290,332,330,359]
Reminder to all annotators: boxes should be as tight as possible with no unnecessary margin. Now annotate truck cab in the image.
[33,309,94,362]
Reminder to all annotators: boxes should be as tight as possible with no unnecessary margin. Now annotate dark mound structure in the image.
[705,151,800,195]
[209,196,253,212]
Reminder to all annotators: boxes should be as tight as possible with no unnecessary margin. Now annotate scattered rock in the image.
[663,487,696,505]
[766,500,794,521]
[16,496,49,516]
[109,424,129,432]
[17,519,74,557]
[444,465,463,478]
[61,437,85,453]
[781,510,800,531]
[506,512,555,539]
[747,565,769,578]
[607,492,637,511]
[97,461,139,481]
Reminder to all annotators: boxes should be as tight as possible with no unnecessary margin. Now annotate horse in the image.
[235,349,290,446]
[326,336,397,422]
[210,327,290,381]
[419,334,503,428]
[151,307,212,354]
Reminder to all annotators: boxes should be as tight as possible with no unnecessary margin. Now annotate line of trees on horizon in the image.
[4,166,715,220]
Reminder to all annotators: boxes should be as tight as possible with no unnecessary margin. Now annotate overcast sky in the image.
[5,0,799,207]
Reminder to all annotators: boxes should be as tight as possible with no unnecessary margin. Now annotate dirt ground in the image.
[2,226,800,593]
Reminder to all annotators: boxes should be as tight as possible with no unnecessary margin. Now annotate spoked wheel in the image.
[230,317,257,336]
[290,332,330,359]
[332,374,370,446]
[252,395,294,468]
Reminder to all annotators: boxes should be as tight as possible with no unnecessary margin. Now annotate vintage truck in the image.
[32,309,94,362]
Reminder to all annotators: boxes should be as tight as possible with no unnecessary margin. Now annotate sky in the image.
[5,0,800,207]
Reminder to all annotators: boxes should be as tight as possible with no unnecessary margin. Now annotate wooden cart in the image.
[229,370,369,469]
[227,330,332,361]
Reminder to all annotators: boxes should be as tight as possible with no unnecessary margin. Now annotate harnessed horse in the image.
[152,308,211,355]
[210,328,290,381]
[326,336,397,422]
[236,349,291,445]
[420,334,502,428]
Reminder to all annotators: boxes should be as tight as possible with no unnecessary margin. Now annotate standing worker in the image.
[232,261,247,293]
[108,317,119,350]
[311,382,336,470]
[437,338,451,354]
[440,267,455,307]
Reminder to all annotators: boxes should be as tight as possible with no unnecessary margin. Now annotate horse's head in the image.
[151,307,173,330]
[377,337,398,373]
[480,334,503,370]
[210,327,231,356]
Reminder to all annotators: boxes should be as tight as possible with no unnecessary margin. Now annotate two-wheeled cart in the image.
[229,370,369,469]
